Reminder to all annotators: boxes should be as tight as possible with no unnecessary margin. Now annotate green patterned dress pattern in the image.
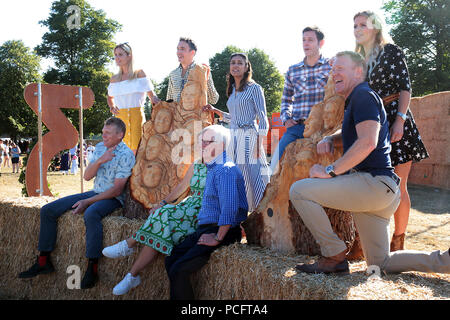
[133,163,207,255]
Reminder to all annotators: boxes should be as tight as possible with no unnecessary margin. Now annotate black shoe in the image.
[18,256,55,279]
[80,264,99,289]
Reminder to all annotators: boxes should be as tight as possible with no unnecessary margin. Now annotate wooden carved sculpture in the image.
[23,84,94,197]
[242,77,359,256]
[128,64,213,216]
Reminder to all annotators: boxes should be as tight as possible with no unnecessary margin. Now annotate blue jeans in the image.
[38,191,122,258]
[269,123,305,175]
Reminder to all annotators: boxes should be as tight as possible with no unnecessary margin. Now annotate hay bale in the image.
[0,197,168,300]
[1,198,449,300]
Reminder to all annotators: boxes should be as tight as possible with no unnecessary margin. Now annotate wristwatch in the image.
[214,234,223,243]
[397,111,408,121]
[325,165,337,177]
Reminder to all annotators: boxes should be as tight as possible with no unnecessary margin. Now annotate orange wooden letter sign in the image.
[23,83,94,197]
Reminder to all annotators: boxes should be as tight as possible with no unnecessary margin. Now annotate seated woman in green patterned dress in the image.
[102,161,207,295]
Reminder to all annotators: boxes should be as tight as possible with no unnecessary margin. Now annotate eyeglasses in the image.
[201,139,216,146]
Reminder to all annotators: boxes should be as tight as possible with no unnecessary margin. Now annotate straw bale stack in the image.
[1,198,449,300]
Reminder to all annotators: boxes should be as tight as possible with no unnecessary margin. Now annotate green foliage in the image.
[36,0,122,135]
[247,48,284,115]
[383,0,450,96]
[209,45,241,111]
[208,46,284,116]
[0,40,42,138]
[156,76,169,102]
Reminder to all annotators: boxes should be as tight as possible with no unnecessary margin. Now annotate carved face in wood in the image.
[323,98,340,130]
[181,83,200,111]
[141,162,164,188]
[303,103,323,137]
[145,135,164,161]
[154,108,173,133]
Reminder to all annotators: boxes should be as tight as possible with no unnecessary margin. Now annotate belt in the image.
[199,223,218,228]
[293,119,305,125]
[391,174,400,186]
[382,93,400,105]
[198,223,241,230]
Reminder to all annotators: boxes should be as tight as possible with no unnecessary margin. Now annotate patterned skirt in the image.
[132,195,201,255]
[385,101,429,167]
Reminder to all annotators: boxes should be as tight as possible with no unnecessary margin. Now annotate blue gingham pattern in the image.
[222,82,269,136]
[197,152,248,227]
[280,56,332,124]
[90,141,135,204]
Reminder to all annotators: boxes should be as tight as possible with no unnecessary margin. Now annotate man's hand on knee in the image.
[72,199,92,215]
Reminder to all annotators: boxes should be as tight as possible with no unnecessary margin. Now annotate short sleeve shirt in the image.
[90,141,136,204]
[342,82,394,177]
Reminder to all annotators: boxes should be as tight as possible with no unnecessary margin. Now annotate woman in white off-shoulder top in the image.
[107,43,160,152]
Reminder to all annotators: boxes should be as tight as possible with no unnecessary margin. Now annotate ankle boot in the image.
[295,250,349,274]
[390,233,405,252]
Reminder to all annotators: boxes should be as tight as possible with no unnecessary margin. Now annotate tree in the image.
[209,46,284,116]
[155,76,170,103]
[36,0,122,135]
[383,0,450,96]
[247,48,285,115]
[0,40,42,138]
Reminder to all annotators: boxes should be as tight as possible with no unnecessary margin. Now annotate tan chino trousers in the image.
[289,172,450,274]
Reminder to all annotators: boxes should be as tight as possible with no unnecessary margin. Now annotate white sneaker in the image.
[102,240,134,258]
[113,273,141,295]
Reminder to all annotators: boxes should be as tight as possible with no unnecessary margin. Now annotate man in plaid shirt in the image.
[167,37,219,105]
[270,26,332,175]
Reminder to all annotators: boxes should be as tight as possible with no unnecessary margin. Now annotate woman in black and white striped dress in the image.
[205,53,270,211]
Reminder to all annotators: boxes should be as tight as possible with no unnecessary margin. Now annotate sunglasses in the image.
[231,52,248,59]
[116,42,131,53]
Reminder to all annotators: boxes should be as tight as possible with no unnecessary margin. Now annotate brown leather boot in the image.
[295,250,349,274]
[390,233,405,252]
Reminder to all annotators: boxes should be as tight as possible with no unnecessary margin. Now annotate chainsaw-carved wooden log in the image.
[125,65,213,218]
[243,77,359,256]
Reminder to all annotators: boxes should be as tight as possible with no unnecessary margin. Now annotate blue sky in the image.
[1,0,388,82]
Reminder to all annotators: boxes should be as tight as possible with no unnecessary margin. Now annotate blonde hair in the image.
[114,43,139,80]
[354,11,393,74]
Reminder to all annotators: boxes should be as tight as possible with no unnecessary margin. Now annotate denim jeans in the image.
[38,191,122,258]
[269,123,305,175]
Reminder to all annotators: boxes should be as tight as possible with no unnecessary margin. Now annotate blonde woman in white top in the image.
[107,43,160,152]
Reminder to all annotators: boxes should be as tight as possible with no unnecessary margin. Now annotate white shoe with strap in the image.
[102,240,134,259]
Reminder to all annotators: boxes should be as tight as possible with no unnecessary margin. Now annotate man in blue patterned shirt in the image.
[165,125,248,300]
[270,26,332,175]
[19,117,135,289]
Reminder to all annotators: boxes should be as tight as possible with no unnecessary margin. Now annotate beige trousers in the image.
[289,172,450,274]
